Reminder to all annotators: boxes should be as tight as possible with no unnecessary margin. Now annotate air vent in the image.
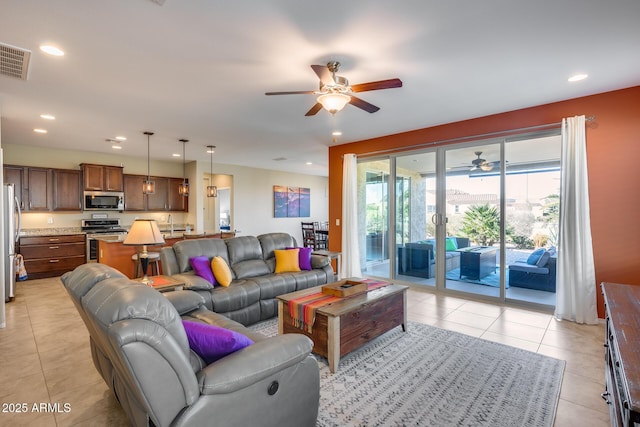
[0,43,31,80]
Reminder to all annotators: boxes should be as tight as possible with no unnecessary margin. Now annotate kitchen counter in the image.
[20,227,85,237]
[98,235,184,279]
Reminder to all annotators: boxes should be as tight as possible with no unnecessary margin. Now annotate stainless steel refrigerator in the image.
[4,183,22,302]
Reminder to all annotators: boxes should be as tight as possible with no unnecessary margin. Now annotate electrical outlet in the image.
[336,219,340,226]
[47,217,54,224]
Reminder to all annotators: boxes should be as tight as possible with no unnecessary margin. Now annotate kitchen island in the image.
[97,233,184,278]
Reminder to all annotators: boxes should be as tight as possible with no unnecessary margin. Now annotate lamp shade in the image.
[317,93,351,114]
[123,219,165,246]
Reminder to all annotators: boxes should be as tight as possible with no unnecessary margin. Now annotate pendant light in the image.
[178,139,189,196]
[142,131,155,194]
[206,145,217,197]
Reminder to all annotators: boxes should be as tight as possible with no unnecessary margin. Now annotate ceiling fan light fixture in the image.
[480,163,493,171]
[317,93,351,114]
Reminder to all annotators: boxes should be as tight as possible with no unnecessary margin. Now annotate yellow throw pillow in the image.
[274,249,301,273]
[211,256,232,287]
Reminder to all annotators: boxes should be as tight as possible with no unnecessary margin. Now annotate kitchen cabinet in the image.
[52,169,82,211]
[4,165,83,212]
[123,174,147,211]
[168,177,189,212]
[146,177,169,211]
[81,163,124,191]
[26,167,51,211]
[19,234,86,279]
[3,165,26,210]
[123,174,187,212]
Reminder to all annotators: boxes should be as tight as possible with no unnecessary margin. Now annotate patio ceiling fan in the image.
[265,61,402,116]
[470,151,495,171]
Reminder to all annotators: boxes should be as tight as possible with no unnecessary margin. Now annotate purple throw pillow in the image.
[189,256,215,285]
[286,246,312,271]
[182,320,254,364]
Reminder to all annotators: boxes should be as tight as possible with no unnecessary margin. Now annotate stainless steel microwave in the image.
[83,191,124,211]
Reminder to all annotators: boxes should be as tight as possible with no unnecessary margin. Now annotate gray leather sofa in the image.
[62,263,320,427]
[160,232,334,325]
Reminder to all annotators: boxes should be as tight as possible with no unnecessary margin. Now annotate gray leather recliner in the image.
[62,263,320,427]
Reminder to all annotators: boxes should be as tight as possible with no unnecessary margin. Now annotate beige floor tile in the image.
[538,344,605,382]
[480,331,540,352]
[542,327,604,351]
[559,370,608,414]
[500,307,553,329]
[456,300,506,317]
[50,381,127,427]
[554,398,610,427]
[432,319,485,337]
[443,309,497,330]
[487,319,547,343]
[0,409,58,427]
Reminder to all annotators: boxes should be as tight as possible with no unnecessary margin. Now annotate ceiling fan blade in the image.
[311,64,335,86]
[265,90,315,96]
[305,103,323,116]
[350,78,403,93]
[349,96,380,113]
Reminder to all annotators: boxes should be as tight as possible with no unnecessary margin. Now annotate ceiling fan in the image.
[470,151,495,171]
[265,61,402,116]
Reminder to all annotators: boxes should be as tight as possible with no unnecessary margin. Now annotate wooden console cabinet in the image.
[19,234,86,279]
[601,282,640,426]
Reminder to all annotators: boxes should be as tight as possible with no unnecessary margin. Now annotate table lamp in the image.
[123,219,165,285]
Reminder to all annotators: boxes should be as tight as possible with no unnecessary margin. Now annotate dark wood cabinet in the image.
[81,163,123,191]
[124,175,187,212]
[602,282,640,427]
[123,174,147,211]
[3,165,26,210]
[52,169,82,211]
[19,234,86,279]
[168,177,188,212]
[146,177,169,211]
[26,167,51,211]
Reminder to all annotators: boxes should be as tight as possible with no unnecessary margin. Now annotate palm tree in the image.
[461,204,500,246]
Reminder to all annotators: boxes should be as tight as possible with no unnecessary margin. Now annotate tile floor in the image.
[0,277,610,426]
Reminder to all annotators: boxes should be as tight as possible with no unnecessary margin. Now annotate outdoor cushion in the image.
[536,251,551,268]
[526,248,546,265]
[445,237,458,251]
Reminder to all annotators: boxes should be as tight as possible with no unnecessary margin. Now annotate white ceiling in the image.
[1,0,639,177]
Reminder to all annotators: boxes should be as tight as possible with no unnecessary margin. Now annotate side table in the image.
[312,250,342,280]
[132,275,184,292]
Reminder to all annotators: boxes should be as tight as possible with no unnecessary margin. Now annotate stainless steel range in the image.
[82,218,128,262]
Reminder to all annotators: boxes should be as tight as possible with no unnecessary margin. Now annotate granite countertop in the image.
[20,227,85,237]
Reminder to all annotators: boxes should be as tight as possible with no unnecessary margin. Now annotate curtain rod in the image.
[354,115,595,159]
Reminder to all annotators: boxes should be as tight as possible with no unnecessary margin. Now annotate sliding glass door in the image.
[355,132,560,309]
[442,143,502,297]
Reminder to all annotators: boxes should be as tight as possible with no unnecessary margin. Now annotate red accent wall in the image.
[328,85,640,318]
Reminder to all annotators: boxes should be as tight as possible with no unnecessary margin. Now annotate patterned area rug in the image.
[250,319,564,427]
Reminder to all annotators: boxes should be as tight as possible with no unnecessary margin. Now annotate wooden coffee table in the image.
[277,282,407,373]
[132,275,184,292]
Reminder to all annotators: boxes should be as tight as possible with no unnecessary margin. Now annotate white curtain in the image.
[555,115,598,324]
[341,153,362,279]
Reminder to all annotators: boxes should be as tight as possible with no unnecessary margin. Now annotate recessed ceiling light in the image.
[568,73,588,82]
[33,128,47,134]
[39,45,64,56]
[112,145,122,150]
[114,136,127,141]
[306,162,313,165]
[332,131,342,136]
[172,153,181,157]
[40,114,55,120]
